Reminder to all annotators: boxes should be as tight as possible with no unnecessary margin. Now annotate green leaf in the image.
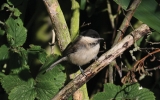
[0,72,5,80]
[6,0,13,5]
[1,2,21,17]
[1,3,13,11]
[92,83,155,100]
[150,31,160,42]
[9,85,36,100]
[92,83,123,100]
[0,28,5,36]
[1,74,32,93]
[1,72,36,100]
[80,0,86,10]
[35,64,66,99]
[0,45,9,61]
[13,8,21,17]
[5,17,27,47]
[8,48,29,74]
[122,84,155,100]
[36,82,57,100]
[38,54,60,72]
[114,0,160,33]
[27,45,47,64]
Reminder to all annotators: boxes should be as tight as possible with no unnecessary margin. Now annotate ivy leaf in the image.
[36,64,66,99]
[5,17,27,47]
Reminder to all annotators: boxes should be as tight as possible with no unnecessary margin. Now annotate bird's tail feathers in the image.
[46,56,68,72]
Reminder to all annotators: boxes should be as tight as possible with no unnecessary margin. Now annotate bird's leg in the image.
[79,66,85,76]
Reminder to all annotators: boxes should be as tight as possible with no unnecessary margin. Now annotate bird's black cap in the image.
[80,29,100,38]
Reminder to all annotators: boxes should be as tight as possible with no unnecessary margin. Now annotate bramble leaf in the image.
[36,64,66,99]
[5,17,27,47]
[93,83,155,100]
[0,45,9,61]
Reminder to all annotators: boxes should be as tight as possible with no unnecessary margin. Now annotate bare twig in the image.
[146,65,160,71]
[133,49,160,71]
[52,24,151,100]
[113,0,142,46]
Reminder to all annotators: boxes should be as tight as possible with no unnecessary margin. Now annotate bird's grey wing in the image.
[63,36,85,56]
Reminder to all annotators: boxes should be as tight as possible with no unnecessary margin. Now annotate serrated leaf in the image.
[8,48,29,74]
[0,45,9,61]
[27,45,47,64]
[38,54,60,72]
[0,72,5,80]
[35,64,66,99]
[5,17,27,47]
[114,0,160,33]
[9,85,36,100]
[93,83,123,100]
[93,83,155,100]
[123,83,155,100]
[1,74,31,93]
[36,82,57,100]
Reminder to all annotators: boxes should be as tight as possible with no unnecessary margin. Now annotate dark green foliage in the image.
[0,0,159,100]
[0,1,66,100]
[93,83,155,100]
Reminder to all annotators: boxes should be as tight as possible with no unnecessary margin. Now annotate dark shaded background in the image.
[0,0,160,99]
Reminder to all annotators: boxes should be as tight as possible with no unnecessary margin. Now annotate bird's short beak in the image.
[98,38,104,41]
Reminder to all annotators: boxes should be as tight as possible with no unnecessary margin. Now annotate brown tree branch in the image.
[52,24,151,100]
[108,0,142,83]
[113,0,142,45]
[43,0,71,51]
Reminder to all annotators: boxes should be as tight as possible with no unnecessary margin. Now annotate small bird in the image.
[46,29,103,74]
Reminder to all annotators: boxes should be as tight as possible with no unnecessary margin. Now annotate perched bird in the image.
[46,29,103,74]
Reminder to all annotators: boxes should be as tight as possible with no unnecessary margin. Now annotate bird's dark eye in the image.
[91,35,95,38]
